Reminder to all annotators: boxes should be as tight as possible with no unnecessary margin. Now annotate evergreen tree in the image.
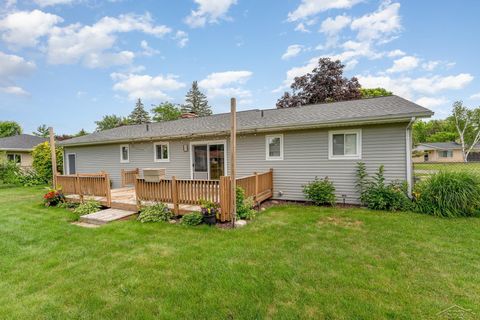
[33,124,49,137]
[182,81,212,116]
[128,98,151,124]
[95,114,127,131]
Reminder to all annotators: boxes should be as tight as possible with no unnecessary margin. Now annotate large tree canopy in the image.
[182,81,212,116]
[276,58,362,108]
[412,119,457,145]
[95,115,127,131]
[0,121,22,138]
[360,88,393,99]
[152,102,182,122]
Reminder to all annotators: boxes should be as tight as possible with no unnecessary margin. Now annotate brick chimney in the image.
[180,112,198,119]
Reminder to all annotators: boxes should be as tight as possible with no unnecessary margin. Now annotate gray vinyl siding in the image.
[64,123,408,204]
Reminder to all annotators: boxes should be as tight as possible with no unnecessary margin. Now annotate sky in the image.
[1,0,480,135]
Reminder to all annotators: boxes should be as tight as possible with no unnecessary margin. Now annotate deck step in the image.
[79,208,136,225]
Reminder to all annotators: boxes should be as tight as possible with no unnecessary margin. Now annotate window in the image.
[7,153,21,164]
[120,144,129,163]
[440,150,453,158]
[329,129,361,160]
[154,142,169,162]
[266,134,284,160]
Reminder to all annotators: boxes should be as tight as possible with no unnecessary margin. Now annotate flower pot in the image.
[203,213,216,225]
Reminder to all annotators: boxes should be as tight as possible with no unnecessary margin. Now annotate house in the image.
[0,134,48,168]
[413,142,480,163]
[58,95,433,204]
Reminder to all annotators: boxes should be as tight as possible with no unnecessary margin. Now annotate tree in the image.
[33,124,49,137]
[128,98,151,124]
[152,102,182,122]
[276,58,362,108]
[412,119,457,145]
[32,142,63,183]
[0,121,22,138]
[76,129,88,136]
[95,114,127,131]
[182,81,212,116]
[451,101,480,162]
[360,88,393,99]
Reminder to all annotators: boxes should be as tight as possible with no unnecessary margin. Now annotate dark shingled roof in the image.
[0,134,48,151]
[60,95,433,146]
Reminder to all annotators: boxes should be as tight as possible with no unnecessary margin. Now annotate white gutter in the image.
[406,117,415,197]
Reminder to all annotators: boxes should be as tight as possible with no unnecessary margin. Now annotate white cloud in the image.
[185,0,237,28]
[422,60,440,71]
[350,1,401,42]
[0,10,62,48]
[173,30,189,47]
[111,72,185,100]
[47,13,171,68]
[281,44,303,60]
[386,56,419,73]
[0,51,36,96]
[470,92,480,100]
[274,56,319,92]
[320,14,351,35]
[140,40,160,56]
[199,70,252,98]
[294,22,310,33]
[415,97,448,108]
[0,86,30,96]
[33,0,74,7]
[357,73,474,99]
[387,49,405,57]
[288,0,362,22]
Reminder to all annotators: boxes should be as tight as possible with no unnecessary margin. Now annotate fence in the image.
[56,172,112,206]
[135,169,274,221]
[413,162,480,182]
[121,168,139,187]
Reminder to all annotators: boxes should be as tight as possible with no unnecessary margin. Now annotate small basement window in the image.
[329,130,362,160]
[120,144,130,163]
[266,134,284,160]
[154,142,169,162]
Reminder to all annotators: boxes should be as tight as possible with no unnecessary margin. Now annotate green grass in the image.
[1,187,480,319]
[415,162,480,172]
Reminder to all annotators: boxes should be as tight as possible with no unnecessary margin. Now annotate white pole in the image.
[230,98,237,227]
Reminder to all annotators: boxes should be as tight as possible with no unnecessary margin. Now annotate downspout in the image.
[406,117,415,197]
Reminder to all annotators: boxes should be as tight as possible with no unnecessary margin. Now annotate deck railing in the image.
[56,172,111,206]
[121,168,139,187]
[135,169,274,221]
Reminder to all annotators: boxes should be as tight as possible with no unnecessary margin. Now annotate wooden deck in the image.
[66,187,201,213]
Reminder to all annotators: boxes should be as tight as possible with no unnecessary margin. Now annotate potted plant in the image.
[200,199,218,225]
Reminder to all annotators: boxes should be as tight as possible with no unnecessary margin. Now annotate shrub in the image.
[356,163,412,211]
[73,200,101,215]
[0,160,21,185]
[414,171,480,217]
[16,169,45,187]
[303,177,336,206]
[32,142,63,184]
[43,187,65,207]
[137,203,173,223]
[181,212,203,226]
[236,187,256,220]
[58,201,79,210]
[200,199,219,217]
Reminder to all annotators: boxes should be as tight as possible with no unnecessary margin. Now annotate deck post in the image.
[172,176,179,214]
[48,127,57,189]
[104,172,112,207]
[220,176,231,221]
[269,168,274,197]
[254,172,259,204]
[134,174,141,211]
[230,97,237,226]
[121,169,125,187]
[75,173,84,203]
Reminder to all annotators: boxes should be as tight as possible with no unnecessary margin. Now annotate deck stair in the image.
[79,208,136,225]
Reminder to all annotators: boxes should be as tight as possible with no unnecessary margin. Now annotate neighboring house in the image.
[0,134,48,168]
[413,142,480,163]
[59,96,433,204]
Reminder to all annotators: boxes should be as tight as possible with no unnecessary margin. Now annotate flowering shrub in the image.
[43,188,65,207]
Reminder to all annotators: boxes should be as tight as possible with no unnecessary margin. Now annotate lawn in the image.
[414,162,480,172]
[1,187,479,319]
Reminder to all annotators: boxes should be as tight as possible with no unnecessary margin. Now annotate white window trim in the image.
[153,142,170,162]
[328,129,362,160]
[120,144,130,163]
[265,134,284,161]
[66,153,76,175]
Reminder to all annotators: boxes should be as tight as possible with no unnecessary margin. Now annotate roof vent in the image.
[180,112,198,119]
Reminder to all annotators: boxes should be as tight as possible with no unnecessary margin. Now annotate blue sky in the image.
[1,0,479,134]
